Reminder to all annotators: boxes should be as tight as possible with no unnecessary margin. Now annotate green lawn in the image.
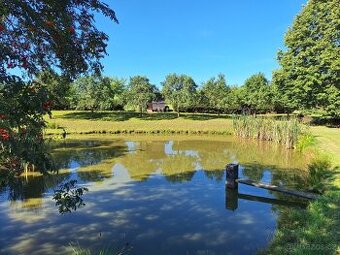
[45,110,234,135]
[311,126,340,167]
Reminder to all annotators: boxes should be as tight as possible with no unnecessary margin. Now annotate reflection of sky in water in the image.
[126,141,137,153]
[0,138,308,255]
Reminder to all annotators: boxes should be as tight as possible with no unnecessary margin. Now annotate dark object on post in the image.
[226,163,239,189]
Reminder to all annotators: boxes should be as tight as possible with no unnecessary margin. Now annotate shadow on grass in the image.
[60,111,233,121]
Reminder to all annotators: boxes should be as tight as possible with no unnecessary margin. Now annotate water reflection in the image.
[0,136,310,255]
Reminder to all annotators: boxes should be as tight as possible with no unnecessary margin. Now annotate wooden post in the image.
[226,163,239,189]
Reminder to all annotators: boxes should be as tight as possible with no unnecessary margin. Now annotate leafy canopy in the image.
[0,0,118,173]
[275,0,339,114]
[127,76,155,116]
[162,74,197,116]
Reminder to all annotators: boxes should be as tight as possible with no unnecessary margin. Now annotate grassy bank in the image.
[44,111,234,135]
[262,142,340,254]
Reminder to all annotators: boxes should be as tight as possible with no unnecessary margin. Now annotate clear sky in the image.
[96,0,307,87]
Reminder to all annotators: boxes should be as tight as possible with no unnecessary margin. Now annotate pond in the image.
[0,135,310,255]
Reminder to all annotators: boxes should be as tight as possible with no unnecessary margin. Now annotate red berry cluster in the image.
[0,129,10,141]
[43,100,53,110]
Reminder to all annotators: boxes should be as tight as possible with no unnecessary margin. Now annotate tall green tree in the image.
[36,70,71,110]
[242,73,273,113]
[162,74,197,117]
[201,74,230,113]
[126,76,155,116]
[275,0,339,114]
[0,0,118,173]
[71,75,121,111]
[109,77,127,110]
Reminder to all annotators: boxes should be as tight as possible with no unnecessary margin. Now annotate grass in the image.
[262,131,340,254]
[232,116,303,148]
[44,110,234,135]
[261,190,339,255]
[68,243,131,255]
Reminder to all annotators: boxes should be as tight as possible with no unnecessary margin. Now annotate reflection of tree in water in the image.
[117,154,158,182]
[116,141,167,181]
[1,172,69,203]
[242,164,265,181]
[161,154,197,183]
[204,170,224,181]
[52,145,125,170]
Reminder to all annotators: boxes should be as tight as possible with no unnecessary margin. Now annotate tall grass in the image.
[69,243,131,255]
[232,116,304,148]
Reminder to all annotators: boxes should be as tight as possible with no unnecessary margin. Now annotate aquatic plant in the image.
[69,242,132,255]
[232,116,304,148]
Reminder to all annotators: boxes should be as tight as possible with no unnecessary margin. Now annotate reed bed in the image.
[232,116,304,148]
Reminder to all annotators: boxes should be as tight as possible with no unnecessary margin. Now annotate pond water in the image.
[0,136,310,255]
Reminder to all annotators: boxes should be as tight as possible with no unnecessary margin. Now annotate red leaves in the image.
[0,114,6,120]
[43,100,53,110]
[21,61,29,69]
[7,62,15,69]
[45,21,54,27]
[0,129,10,141]
[68,26,75,33]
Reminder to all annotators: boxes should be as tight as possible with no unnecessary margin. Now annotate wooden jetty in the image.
[226,163,319,200]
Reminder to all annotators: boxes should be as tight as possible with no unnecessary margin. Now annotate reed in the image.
[232,116,304,149]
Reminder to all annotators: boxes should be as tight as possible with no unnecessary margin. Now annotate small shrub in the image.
[46,122,60,129]
[306,157,336,194]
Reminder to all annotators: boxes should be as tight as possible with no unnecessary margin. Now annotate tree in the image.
[126,76,155,116]
[201,74,229,114]
[36,70,72,110]
[70,75,125,111]
[0,0,118,173]
[109,77,127,110]
[275,0,339,114]
[222,86,243,114]
[162,74,197,117]
[242,73,273,114]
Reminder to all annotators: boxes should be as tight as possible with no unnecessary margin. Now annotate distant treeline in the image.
[36,70,339,117]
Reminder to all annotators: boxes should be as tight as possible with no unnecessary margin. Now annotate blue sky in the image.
[96,0,307,87]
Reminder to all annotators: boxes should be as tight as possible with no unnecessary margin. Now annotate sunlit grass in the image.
[44,110,234,135]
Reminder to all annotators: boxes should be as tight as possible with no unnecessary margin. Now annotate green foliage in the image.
[201,74,230,113]
[0,0,118,173]
[162,74,197,117]
[36,70,72,110]
[296,133,316,152]
[241,73,274,113]
[1,0,118,79]
[306,157,337,194]
[53,180,88,214]
[70,75,126,111]
[232,116,303,148]
[0,78,55,173]
[69,243,132,255]
[262,191,339,255]
[275,0,340,114]
[126,76,155,116]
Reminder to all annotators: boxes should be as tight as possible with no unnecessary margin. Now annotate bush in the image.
[0,78,55,174]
